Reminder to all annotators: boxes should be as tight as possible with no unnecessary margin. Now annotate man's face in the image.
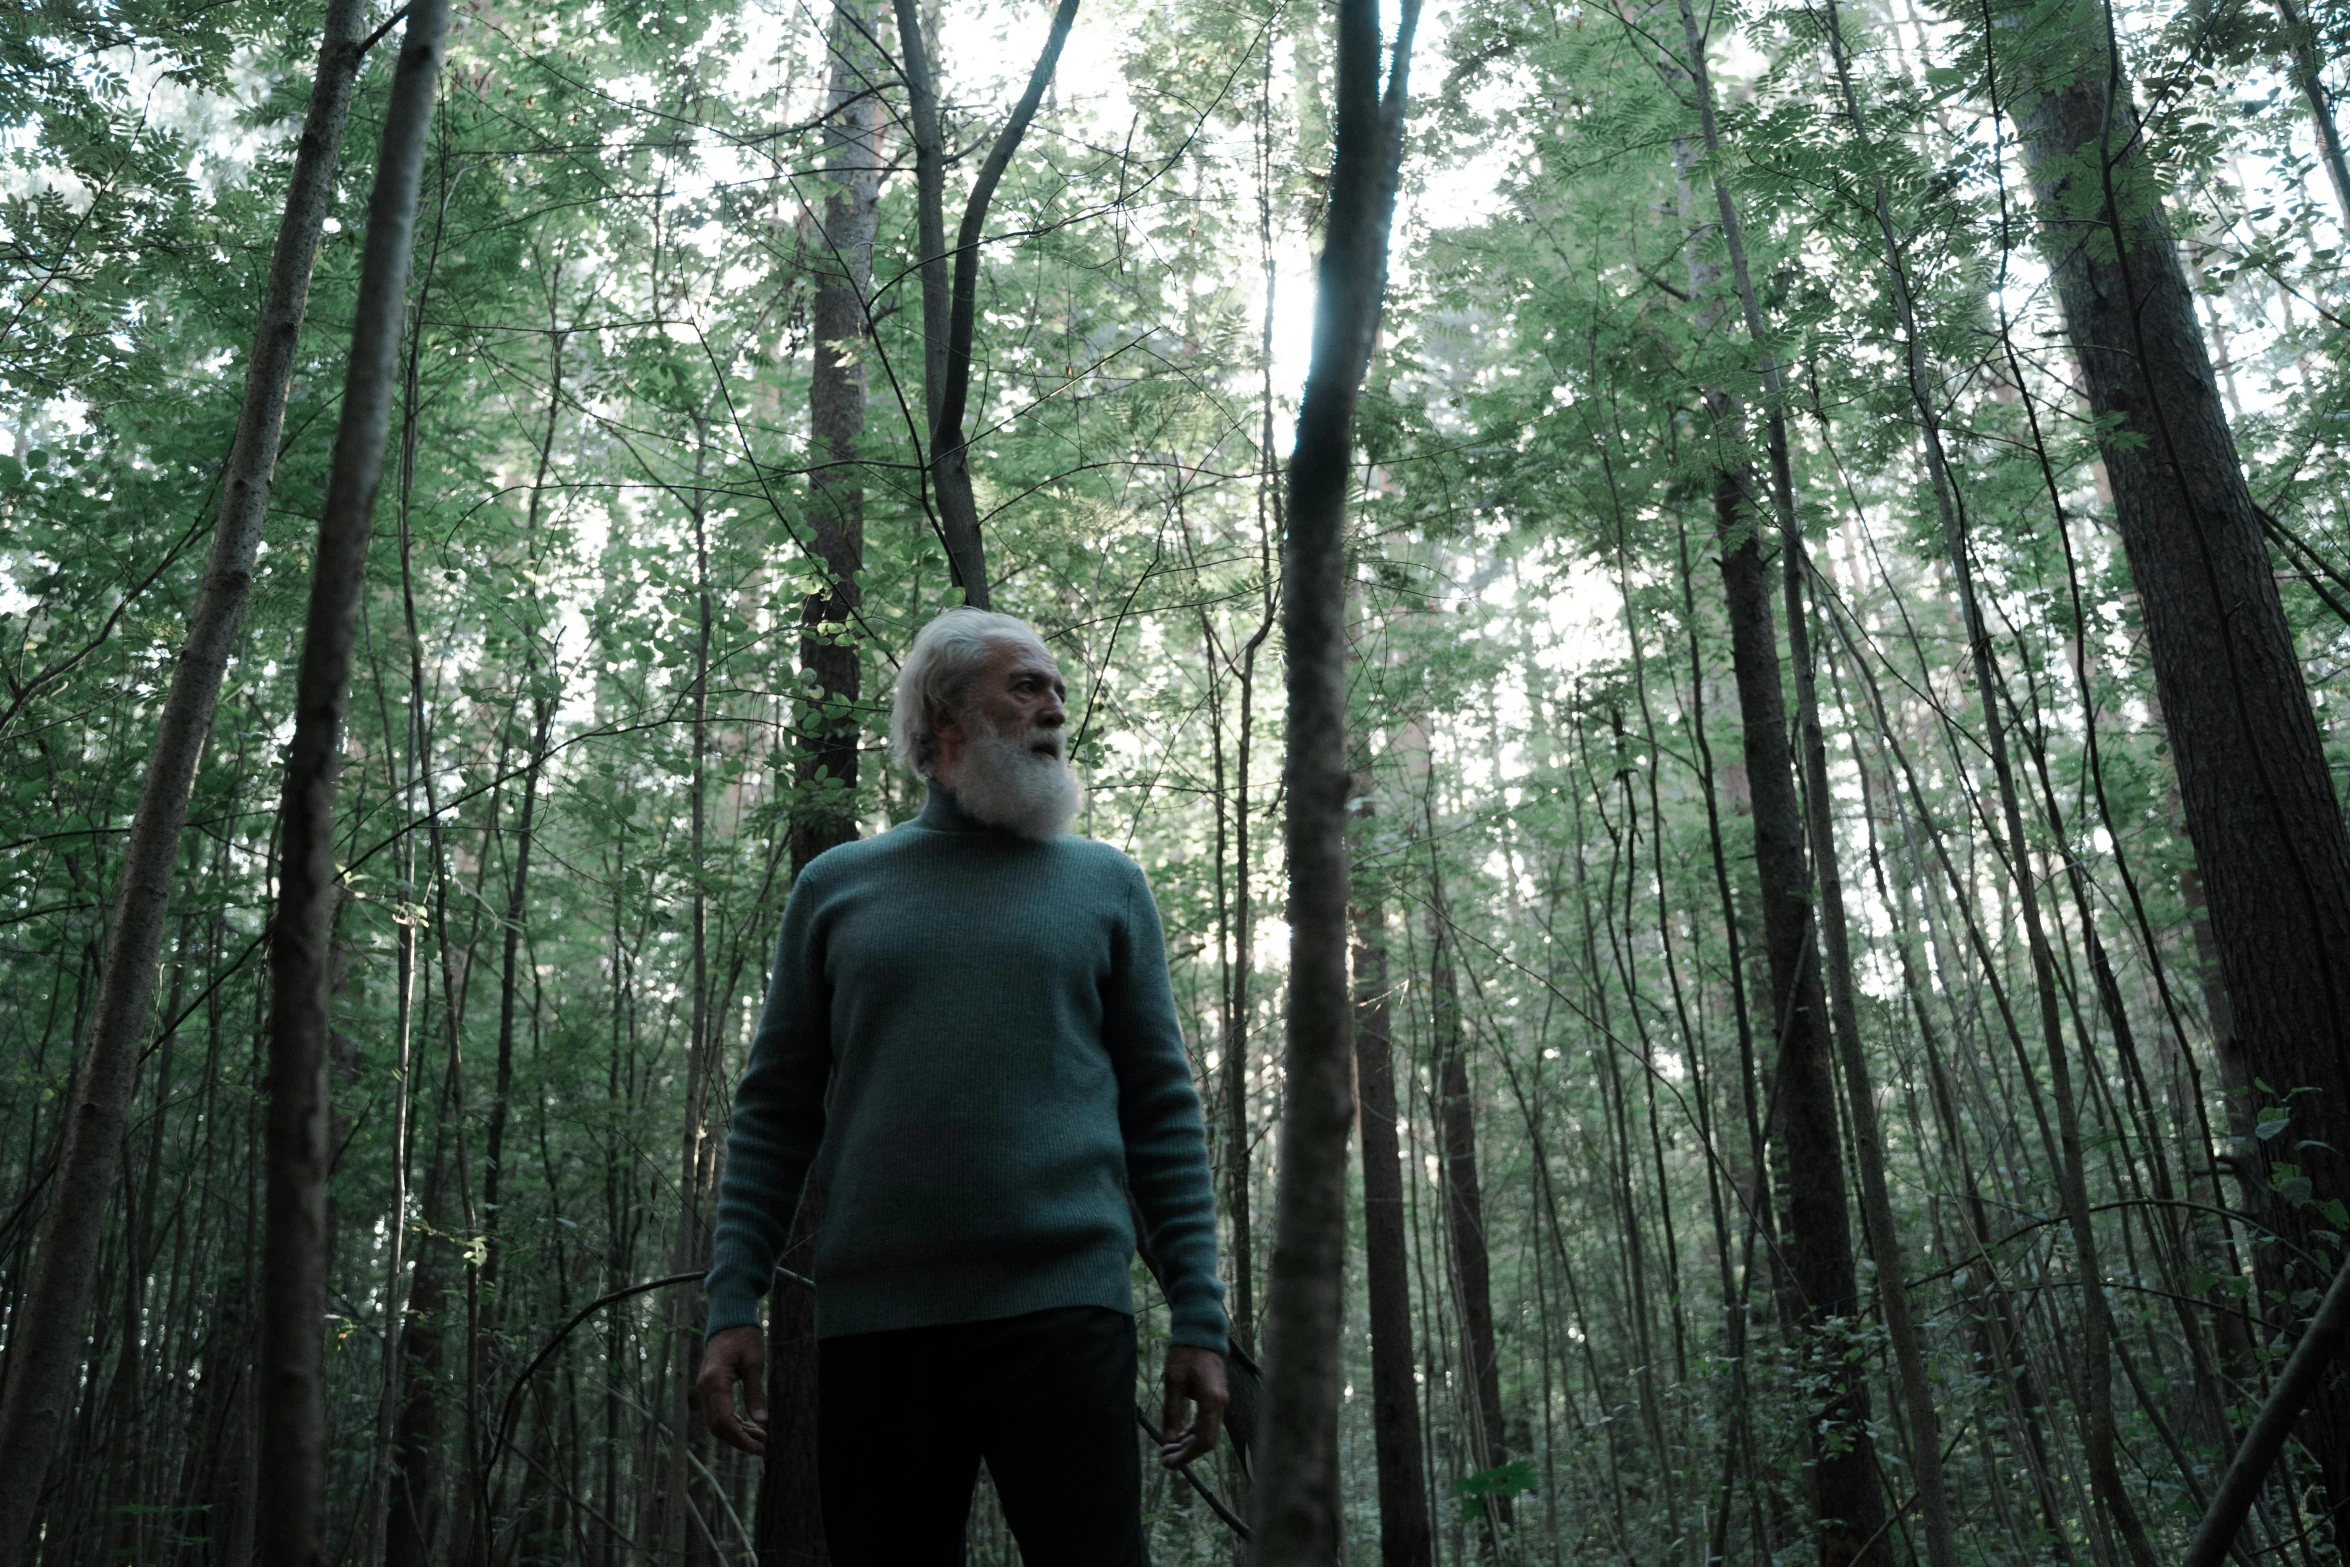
[934,639,1067,785]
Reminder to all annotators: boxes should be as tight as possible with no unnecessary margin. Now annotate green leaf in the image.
[1454,1459,1539,1522]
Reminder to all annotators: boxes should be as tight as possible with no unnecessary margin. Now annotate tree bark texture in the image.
[257,1,454,1561]
[1711,474,1889,1567]
[1351,887,1433,1567]
[757,11,884,1555]
[756,1192,825,1567]
[1788,549,1956,1567]
[0,3,369,1556]
[1667,70,1886,1551]
[789,0,885,875]
[2016,13,2350,1527]
[1251,0,1416,1557]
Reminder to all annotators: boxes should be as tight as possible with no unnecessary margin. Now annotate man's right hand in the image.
[697,1324,768,1456]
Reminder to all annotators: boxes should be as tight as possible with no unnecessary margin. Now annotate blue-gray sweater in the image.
[704,788,1228,1354]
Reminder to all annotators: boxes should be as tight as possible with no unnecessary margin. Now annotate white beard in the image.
[951,721,1083,841]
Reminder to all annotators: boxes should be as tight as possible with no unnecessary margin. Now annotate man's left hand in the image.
[1158,1344,1229,1468]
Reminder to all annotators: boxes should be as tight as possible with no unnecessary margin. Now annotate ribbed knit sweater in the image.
[703,788,1228,1354]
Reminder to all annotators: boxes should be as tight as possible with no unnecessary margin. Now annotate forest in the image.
[3,0,2350,1557]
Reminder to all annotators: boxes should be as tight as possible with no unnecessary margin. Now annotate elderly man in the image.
[696,607,1229,1565]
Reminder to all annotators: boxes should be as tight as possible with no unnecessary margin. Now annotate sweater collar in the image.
[917,785,997,835]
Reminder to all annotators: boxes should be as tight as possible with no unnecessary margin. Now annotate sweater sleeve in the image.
[704,869,833,1338]
[1106,860,1231,1356]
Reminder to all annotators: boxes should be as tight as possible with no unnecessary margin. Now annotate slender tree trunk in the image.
[1221,778,1260,1359]
[757,1190,825,1567]
[476,318,563,1355]
[1251,0,1417,1555]
[759,8,884,1556]
[2009,3,2350,1530]
[1351,865,1434,1567]
[2268,0,2350,227]
[1785,550,1954,1567]
[1670,518,1781,1567]
[889,0,1079,606]
[1224,41,1284,1359]
[787,0,883,875]
[363,645,421,1567]
[380,208,470,1567]
[1427,880,1508,1502]
[182,1288,258,1567]
[1668,109,1888,1561]
[256,3,453,1562]
[1223,624,1268,1356]
[383,1084,458,1567]
[667,430,718,1567]
[892,0,948,442]
[1780,21,1971,1567]
[475,696,552,1304]
[1710,471,1887,1567]
[0,5,369,1554]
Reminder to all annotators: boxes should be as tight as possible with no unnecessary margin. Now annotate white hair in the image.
[889,607,1053,779]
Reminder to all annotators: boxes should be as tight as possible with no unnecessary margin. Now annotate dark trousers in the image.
[818,1305,1147,1566]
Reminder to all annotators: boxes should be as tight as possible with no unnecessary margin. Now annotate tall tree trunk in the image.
[1251,0,1417,1556]
[1426,877,1508,1508]
[1667,100,1889,1564]
[759,7,884,1556]
[0,4,369,1554]
[756,1191,825,1567]
[788,0,883,875]
[667,430,719,1567]
[383,1087,459,1567]
[2009,1,2350,1531]
[1220,751,1260,1359]
[2268,0,2350,227]
[889,0,1080,606]
[1220,613,1272,1359]
[256,3,454,1562]
[381,214,471,1567]
[1772,19,1961,1563]
[472,689,551,1433]
[1710,468,1888,1567]
[476,318,563,1391]
[363,642,422,1567]
[1222,41,1284,1358]
[468,314,565,1567]
[1351,865,1434,1567]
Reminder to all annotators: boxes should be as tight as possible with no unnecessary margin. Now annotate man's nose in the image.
[1038,692,1066,726]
